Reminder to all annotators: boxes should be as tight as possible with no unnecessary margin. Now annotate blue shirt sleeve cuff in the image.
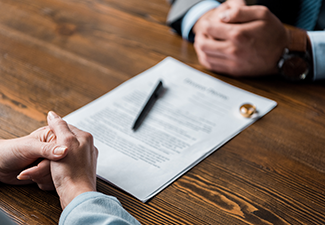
[307,31,325,80]
[181,0,220,41]
[59,192,140,225]
[60,192,121,223]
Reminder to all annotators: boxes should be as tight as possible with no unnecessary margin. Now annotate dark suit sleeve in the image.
[256,0,300,26]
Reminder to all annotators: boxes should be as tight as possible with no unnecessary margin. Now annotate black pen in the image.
[132,80,164,131]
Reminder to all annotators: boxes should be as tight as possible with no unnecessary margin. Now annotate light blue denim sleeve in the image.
[0,209,17,225]
[307,31,325,80]
[181,0,220,40]
[59,192,141,225]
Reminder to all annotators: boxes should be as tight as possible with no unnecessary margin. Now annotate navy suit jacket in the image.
[256,0,300,26]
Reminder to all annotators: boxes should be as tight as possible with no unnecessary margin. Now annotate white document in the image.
[64,57,277,202]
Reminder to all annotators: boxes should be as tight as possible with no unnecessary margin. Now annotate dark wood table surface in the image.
[0,0,324,224]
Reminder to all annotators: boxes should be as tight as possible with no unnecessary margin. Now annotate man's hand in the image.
[193,0,246,34]
[0,126,67,189]
[193,1,289,77]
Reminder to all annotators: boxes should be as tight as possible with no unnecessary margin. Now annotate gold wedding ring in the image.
[240,104,256,118]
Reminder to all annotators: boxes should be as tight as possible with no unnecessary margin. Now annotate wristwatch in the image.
[278,28,312,81]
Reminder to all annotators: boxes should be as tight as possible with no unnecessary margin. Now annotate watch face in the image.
[281,55,309,81]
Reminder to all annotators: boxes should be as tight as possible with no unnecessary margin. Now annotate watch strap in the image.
[279,26,313,81]
[286,27,307,52]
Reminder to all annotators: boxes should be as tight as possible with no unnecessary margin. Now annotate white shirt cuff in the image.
[307,31,325,80]
[181,0,220,40]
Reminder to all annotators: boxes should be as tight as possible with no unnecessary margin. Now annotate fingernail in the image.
[48,111,60,121]
[53,146,67,156]
[17,174,31,180]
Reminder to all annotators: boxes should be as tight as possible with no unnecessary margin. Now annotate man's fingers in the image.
[198,53,244,77]
[198,40,230,58]
[204,19,238,40]
[194,33,247,76]
[220,5,271,23]
[226,0,246,8]
[195,32,233,58]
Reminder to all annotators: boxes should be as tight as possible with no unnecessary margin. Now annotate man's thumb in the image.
[219,6,261,23]
[227,0,246,8]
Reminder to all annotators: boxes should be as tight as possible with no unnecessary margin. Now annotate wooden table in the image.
[0,0,324,224]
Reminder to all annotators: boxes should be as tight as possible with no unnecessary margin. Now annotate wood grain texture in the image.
[0,0,324,224]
